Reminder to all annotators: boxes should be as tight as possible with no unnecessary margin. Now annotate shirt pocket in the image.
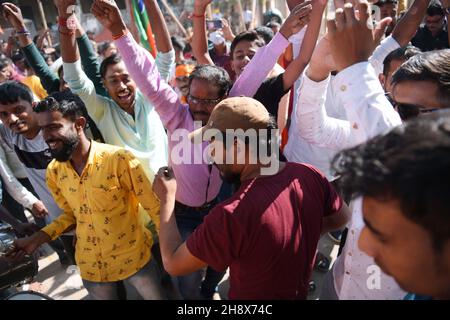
[90,185,125,213]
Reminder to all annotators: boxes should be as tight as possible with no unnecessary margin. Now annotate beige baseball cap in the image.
[188,96,271,143]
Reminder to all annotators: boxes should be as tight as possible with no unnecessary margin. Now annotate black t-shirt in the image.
[411,25,449,52]
[253,73,289,120]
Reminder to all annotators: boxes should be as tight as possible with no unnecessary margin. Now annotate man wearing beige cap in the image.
[153,97,351,300]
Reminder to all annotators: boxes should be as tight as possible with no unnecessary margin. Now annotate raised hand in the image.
[279,1,313,39]
[307,35,337,81]
[194,0,212,11]
[91,0,127,36]
[328,0,377,72]
[53,0,77,17]
[221,18,235,42]
[2,3,26,31]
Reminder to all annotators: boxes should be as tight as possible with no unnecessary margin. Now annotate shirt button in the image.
[340,85,347,92]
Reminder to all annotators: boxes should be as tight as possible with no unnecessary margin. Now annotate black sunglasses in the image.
[385,93,440,120]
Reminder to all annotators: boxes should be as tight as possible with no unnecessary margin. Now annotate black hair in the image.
[375,0,398,7]
[0,55,12,70]
[171,36,186,52]
[42,52,54,65]
[34,90,87,122]
[98,41,115,56]
[254,26,274,45]
[265,21,281,29]
[11,51,25,64]
[100,53,123,78]
[427,0,444,16]
[0,81,33,105]
[263,8,283,25]
[188,65,231,98]
[392,49,450,107]
[332,110,450,251]
[382,46,421,76]
[230,30,265,58]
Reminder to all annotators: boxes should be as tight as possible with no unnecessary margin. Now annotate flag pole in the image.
[160,0,187,37]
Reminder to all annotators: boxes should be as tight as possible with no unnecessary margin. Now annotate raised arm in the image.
[54,0,79,63]
[295,1,402,153]
[369,0,432,75]
[2,3,60,93]
[328,1,401,141]
[144,0,175,82]
[76,20,109,97]
[56,0,110,121]
[296,73,355,150]
[295,36,354,150]
[229,1,312,98]
[144,0,172,53]
[92,0,187,132]
[282,0,326,91]
[191,0,214,65]
[392,0,432,47]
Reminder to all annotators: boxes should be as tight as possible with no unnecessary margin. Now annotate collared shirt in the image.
[64,55,172,183]
[115,32,222,207]
[284,35,400,179]
[295,62,402,152]
[333,199,406,300]
[290,62,404,299]
[42,141,160,282]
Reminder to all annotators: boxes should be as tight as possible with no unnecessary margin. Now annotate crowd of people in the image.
[0,0,449,300]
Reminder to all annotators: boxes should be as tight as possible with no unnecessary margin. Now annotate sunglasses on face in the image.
[385,93,440,120]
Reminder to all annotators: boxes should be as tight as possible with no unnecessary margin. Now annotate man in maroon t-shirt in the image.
[153,97,350,299]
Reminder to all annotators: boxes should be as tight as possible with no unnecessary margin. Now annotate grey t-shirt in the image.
[0,124,62,224]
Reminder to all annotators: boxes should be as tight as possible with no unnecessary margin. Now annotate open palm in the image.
[91,0,123,31]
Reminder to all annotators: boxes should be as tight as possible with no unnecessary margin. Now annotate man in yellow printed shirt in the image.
[9,90,165,300]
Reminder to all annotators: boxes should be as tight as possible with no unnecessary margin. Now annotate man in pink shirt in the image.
[92,0,231,299]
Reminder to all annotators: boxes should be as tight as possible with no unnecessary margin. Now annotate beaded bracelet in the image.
[16,29,30,36]
[58,26,75,36]
[192,13,206,18]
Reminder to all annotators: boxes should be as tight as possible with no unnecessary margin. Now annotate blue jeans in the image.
[174,183,233,299]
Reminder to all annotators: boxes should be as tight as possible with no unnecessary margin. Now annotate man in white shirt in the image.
[292,0,432,300]
[334,110,450,300]
[285,0,432,178]
[390,49,450,119]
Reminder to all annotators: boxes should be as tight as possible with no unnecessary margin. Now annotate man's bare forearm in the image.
[144,0,173,53]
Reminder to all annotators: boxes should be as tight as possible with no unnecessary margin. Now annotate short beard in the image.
[50,135,79,162]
